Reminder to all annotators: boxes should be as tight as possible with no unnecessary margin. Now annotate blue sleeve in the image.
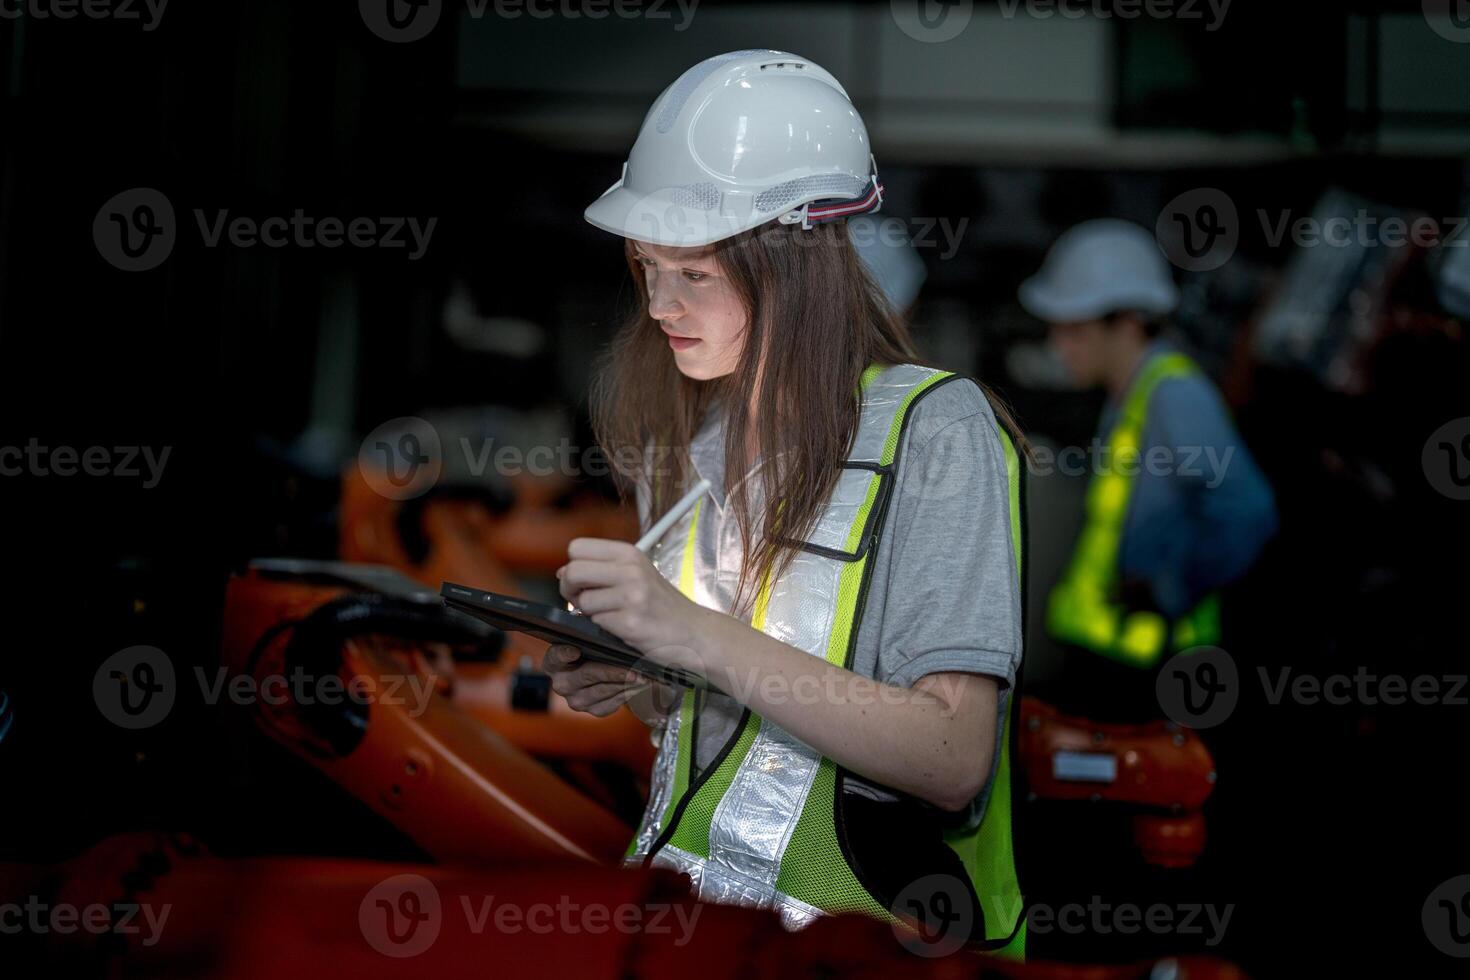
[1139,377,1279,618]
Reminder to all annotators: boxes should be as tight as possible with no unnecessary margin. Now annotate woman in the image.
[544,50,1027,958]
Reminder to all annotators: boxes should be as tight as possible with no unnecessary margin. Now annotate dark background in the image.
[2,1,1468,974]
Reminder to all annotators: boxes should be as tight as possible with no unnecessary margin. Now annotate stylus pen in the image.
[634,477,711,552]
[566,477,711,611]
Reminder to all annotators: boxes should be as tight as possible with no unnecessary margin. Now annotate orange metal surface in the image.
[221,568,632,868]
[1019,697,1216,811]
[1017,696,1216,868]
[13,833,1248,979]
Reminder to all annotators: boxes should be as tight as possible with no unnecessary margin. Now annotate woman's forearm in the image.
[676,606,996,811]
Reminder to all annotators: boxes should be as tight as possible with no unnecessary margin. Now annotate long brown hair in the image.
[590,219,1026,618]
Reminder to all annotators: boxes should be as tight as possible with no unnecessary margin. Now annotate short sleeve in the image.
[874,385,1023,691]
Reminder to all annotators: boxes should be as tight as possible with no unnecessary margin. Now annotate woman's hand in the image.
[543,643,674,722]
[556,538,708,670]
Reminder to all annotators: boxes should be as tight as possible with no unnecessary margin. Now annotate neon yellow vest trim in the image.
[1046,352,1222,668]
[634,366,1027,958]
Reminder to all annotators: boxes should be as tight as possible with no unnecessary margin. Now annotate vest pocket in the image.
[837,782,987,942]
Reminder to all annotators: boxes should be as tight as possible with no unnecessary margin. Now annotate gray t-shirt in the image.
[639,377,1023,822]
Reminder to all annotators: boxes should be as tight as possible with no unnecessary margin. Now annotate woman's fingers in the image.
[549,667,634,698]
[557,558,631,599]
[563,677,646,707]
[566,537,641,562]
[568,682,649,717]
[543,645,643,709]
[541,644,584,673]
[566,585,623,617]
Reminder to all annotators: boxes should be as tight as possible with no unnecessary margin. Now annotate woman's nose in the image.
[647,277,683,321]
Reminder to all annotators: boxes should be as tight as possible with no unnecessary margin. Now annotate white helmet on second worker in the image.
[1019,218,1180,323]
[584,49,882,248]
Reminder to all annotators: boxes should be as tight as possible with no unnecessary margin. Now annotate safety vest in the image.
[1046,351,1222,669]
[626,362,1028,959]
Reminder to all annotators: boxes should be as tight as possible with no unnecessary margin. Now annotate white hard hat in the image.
[1018,218,1179,323]
[584,49,882,248]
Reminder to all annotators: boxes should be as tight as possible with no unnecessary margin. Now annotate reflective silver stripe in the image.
[626,500,703,861]
[651,843,824,931]
[699,364,942,905]
[627,702,683,860]
[634,364,945,920]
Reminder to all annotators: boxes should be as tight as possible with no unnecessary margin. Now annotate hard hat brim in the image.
[584,181,767,248]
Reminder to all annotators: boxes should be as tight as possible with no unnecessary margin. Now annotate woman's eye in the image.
[683,271,706,282]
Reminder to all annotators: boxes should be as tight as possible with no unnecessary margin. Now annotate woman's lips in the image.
[666,334,701,351]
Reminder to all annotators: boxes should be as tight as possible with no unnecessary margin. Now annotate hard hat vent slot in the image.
[755,174,870,214]
[759,61,806,71]
[655,49,771,135]
[672,183,721,211]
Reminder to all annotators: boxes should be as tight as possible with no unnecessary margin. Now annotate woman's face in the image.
[633,240,748,380]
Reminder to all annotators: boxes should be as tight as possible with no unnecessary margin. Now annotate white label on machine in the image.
[1052,751,1118,783]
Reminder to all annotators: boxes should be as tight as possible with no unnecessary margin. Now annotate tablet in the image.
[440,583,711,690]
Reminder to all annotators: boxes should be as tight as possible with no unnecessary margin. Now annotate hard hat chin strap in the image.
[778,156,885,231]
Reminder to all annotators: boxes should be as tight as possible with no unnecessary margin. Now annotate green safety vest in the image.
[1046,352,1221,669]
[626,363,1027,959]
